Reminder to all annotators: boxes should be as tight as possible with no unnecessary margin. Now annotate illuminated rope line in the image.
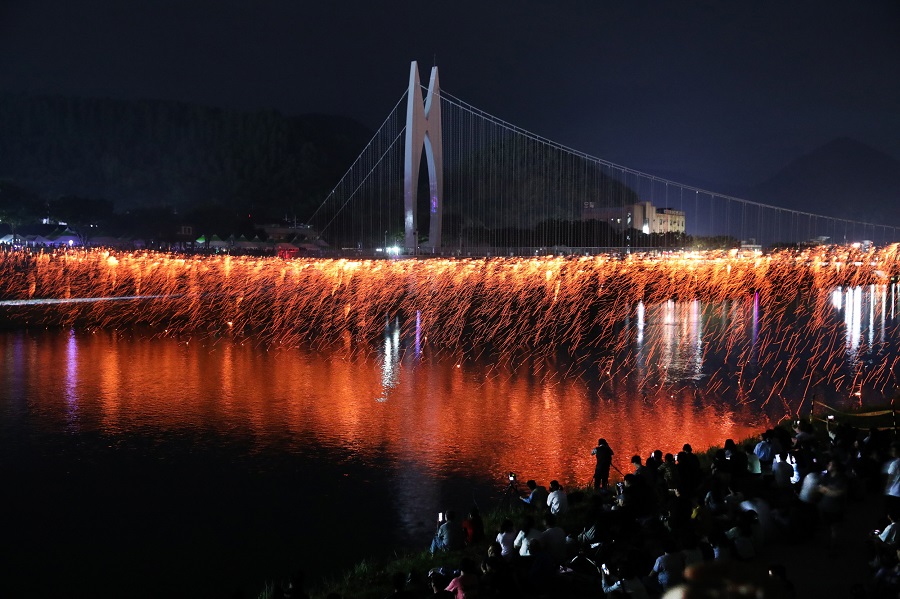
[0,294,183,307]
[813,400,893,417]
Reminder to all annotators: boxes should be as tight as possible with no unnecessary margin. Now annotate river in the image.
[1,284,897,597]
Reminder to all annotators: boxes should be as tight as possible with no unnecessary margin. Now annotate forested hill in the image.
[0,94,372,217]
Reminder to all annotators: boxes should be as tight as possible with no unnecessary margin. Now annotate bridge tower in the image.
[404,61,443,252]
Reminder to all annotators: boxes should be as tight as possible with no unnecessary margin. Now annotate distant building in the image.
[261,223,318,243]
[741,238,762,252]
[582,200,685,234]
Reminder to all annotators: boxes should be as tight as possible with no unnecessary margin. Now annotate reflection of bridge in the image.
[309,62,900,254]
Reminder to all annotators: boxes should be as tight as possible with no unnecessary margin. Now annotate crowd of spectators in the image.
[415,418,899,598]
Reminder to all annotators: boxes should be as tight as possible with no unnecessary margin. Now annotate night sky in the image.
[2,0,898,190]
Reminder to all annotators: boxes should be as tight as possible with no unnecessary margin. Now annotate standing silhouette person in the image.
[592,438,614,490]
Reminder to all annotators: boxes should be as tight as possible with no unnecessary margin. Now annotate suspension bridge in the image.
[310,62,898,255]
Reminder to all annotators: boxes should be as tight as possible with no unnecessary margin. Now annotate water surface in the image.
[1,285,897,597]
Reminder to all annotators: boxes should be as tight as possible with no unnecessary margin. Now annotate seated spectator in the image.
[631,454,647,477]
[872,547,900,598]
[495,519,516,560]
[663,485,694,536]
[513,514,542,557]
[740,497,775,544]
[520,480,548,509]
[708,530,733,561]
[726,511,760,561]
[649,537,686,592]
[547,480,569,514]
[524,539,557,595]
[659,452,681,491]
[619,472,658,519]
[747,451,762,476]
[485,541,503,562]
[703,478,729,518]
[883,442,900,516]
[876,510,900,548]
[445,558,479,599]
[383,571,417,599]
[870,509,900,570]
[461,507,484,546]
[767,564,796,598]
[723,484,746,519]
[817,460,849,553]
[479,554,516,598]
[538,513,567,565]
[427,568,454,598]
[431,510,464,554]
[602,562,650,599]
[682,536,707,568]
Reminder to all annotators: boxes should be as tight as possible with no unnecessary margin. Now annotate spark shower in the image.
[1,246,899,414]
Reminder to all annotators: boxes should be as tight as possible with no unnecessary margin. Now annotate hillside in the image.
[0,94,372,219]
[750,137,900,227]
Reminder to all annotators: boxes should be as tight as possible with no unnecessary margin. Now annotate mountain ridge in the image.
[749,137,900,227]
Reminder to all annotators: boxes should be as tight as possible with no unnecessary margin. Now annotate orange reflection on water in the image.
[4,330,764,491]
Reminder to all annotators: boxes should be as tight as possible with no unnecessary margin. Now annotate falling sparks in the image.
[0,245,898,407]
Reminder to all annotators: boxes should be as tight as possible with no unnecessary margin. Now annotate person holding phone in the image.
[430,510,464,554]
[601,562,650,599]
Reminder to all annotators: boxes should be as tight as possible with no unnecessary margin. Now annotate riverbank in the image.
[260,412,892,599]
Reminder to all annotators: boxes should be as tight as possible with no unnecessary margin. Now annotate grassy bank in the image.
[258,403,897,599]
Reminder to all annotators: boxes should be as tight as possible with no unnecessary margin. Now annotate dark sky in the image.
[2,0,898,188]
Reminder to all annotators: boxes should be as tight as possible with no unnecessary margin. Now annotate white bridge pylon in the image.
[404,61,443,251]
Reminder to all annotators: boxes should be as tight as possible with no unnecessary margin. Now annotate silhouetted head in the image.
[520,514,535,533]
[768,563,788,581]
[391,572,406,592]
[459,558,477,574]
[487,541,502,558]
